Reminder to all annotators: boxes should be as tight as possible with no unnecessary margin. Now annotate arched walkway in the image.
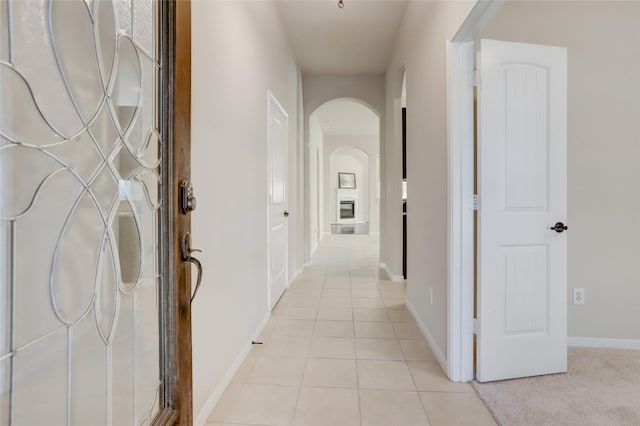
[307,99,380,257]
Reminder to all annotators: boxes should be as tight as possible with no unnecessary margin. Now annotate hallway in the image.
[206,235,496,426]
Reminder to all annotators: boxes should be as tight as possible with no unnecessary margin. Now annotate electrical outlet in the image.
[428,288,433,306]
[573,288,585,305]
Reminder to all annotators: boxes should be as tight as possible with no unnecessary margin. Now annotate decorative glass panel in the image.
[133,0,155,59]
[9,0,82,139]
[0,0,162,424]
[12,328,67,425]
[0,1,8,62]
[111,291,135,425]
[0,357,9,426]
[0,223,9,358]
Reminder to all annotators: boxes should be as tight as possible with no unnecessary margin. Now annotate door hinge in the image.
[472,194,479,211]
[472,318,479,335]
[472,70,479,87]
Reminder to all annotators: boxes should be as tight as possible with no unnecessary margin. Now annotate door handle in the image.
[550,222,568,233]
[186,256,203,304]
[284,211,290,217]
[181,232,203,304]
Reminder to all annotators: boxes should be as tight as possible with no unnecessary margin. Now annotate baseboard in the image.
[568,337,640,350]
[194,311,271,426]
[289,266,304,284]
[405,300,448,374]
[379,262,404,282]
[370,232,380,236]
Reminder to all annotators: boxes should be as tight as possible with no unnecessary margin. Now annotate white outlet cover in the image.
[572,288,585,305]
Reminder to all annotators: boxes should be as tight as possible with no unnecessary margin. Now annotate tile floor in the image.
[207,235,496,426]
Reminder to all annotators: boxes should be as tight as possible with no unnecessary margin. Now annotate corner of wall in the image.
[405,299,448,373]
[193,312,271,426]
[379,262,404,282]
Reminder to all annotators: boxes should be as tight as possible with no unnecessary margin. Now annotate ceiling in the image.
[314,99,379,135]
[275,0,408,76]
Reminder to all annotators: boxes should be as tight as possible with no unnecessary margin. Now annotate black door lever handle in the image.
[550,222,568,233]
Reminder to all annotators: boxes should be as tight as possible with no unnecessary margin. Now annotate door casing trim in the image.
[446,0,504,383]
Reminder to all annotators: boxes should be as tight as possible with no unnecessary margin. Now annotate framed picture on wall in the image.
[338,172,356,189]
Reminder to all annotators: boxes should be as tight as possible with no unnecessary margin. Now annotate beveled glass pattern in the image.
[0,0,161,424]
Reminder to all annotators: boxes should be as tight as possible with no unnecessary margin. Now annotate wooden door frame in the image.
[154,1,193,425]
[446,0,503,383]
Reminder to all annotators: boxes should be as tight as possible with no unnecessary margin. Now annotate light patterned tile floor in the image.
[208,235,496,426]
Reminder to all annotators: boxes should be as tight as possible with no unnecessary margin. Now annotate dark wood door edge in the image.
[160,0,193,425]
[173,0,193,424]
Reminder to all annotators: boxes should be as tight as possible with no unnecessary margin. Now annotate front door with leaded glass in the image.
[0,1,186,424]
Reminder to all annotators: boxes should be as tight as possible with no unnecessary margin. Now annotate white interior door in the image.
[477,39,568,382]
[267,92,288,310]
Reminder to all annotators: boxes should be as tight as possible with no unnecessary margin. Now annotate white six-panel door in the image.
[477,39,568,382]
[267,92,288,310]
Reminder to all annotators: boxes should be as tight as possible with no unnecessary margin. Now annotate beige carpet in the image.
[472,348,640,426]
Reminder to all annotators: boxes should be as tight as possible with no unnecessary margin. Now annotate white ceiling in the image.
[314,99,379,135]
[275,0,408,76]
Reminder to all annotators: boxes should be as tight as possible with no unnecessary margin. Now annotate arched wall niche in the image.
[328,146,370,226]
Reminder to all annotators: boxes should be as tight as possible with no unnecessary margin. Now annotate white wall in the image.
[479,0,640,341]
[303,76,385,118]
[381,95,403,279]
[323,136,380,233]
[308,114,323,254]
[191,1,301,421]
[385,1,475,358]
[295,69,306,270]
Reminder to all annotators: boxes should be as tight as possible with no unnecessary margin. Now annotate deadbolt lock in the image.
[180,180,197,214]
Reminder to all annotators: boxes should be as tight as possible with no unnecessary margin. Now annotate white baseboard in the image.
[568,337,640,350]
[194,311,271,426]
[379,262,404,282]
[405,300,448,374]
[289,267,304,284]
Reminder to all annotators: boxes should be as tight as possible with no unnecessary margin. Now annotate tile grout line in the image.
[224,236,470,425]
[403,335,433,425]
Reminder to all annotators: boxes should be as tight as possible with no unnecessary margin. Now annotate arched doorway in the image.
[308,99,380,255]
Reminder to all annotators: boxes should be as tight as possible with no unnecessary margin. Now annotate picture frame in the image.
[338,172,356,189]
